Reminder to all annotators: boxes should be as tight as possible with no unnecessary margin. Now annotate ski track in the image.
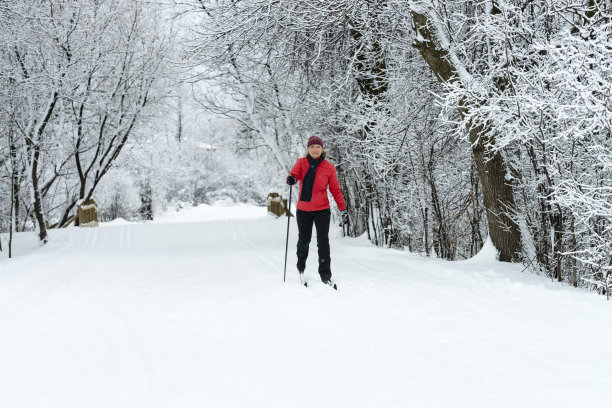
[0,205,611,408]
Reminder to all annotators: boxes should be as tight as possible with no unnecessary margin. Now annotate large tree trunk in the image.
[411,10,521,262]
[463,119,521,261]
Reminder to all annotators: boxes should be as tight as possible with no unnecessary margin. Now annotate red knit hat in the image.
[307,135,323,148]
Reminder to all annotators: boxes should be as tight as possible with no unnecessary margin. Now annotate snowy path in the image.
[1,205,611,408]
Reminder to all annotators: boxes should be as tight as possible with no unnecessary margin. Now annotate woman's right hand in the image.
[286,174,297,185]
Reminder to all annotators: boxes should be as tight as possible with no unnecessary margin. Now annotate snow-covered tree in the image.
[0,0,173,243]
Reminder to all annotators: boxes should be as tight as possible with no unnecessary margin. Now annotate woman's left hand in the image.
[340,210,349,226]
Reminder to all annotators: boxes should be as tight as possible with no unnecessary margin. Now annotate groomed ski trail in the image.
[1,204,611,408]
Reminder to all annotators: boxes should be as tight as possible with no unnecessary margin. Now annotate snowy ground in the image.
[1,204,611,408]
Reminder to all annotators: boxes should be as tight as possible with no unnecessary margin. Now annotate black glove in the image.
[286,174,297,186]
[339,209,349,226]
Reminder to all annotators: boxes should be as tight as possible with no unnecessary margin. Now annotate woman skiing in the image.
[286,136,348,286]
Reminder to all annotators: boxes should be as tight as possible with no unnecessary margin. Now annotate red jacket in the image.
[288,157,346,212]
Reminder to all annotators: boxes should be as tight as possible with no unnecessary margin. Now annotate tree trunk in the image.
[463,119,521,261]
[423,207,430,256]
[139,181,153,221]
[9,119,17,258]
[411,10,521,261]
[9,118,21,234]
[177,97,183,143]
[31,144,48,243]
[9,177,14,258]
[469,163,484,257]
[27,91,58,243]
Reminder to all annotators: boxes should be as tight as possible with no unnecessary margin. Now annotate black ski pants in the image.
[296,208,331,282]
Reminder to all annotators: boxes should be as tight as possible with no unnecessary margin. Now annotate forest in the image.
[1,0,611,295]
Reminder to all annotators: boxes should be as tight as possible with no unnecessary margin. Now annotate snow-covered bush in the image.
[95,169,141,222]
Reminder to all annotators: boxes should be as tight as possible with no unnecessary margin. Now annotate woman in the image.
[286,136,348,285]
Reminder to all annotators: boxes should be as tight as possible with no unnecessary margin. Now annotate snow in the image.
[154,202,264,223]
[462,235,498,263]
[100,217,133,227]
[1,204,611,408]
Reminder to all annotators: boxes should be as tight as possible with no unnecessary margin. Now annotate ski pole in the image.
[283,184,292,283]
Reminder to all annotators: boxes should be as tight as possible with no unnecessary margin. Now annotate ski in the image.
[321,279,338,290]
[299,273,337,290]
[325,282,338,290]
